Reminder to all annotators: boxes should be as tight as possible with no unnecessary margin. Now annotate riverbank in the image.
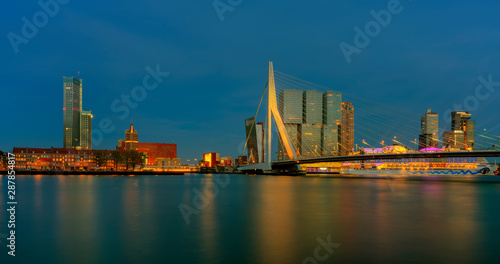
[1,170,184,176]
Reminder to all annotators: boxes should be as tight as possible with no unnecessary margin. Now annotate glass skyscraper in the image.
[278,89,303,160]
[277,89,345,159]
[322,91,342,156]
[80,111,93,150]
[245,117,259,163]
[279,89,303,124]
[339,102,354,156]
[63,77,82,148]
[419,108,439,149]
[63,75,92,149]
[451,111,475,150]
[303,90,323,124]
[301,90,323,158]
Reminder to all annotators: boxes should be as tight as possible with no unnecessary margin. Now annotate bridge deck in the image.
[272,151,500,166]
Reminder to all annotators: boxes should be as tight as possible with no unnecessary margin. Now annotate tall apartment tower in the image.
[256,122,264,163]
[419,108,439,149]
[302,90,323,158]
[125,123,139,151]
[278,89,303,160]
[80,111,93,150]
[443,130,465,149]
[322,91,342,156]
[63,77,82,148]
[451,111,475,150]
[338,102,354,156]
[245,117,260,163]
[277,89,343,159]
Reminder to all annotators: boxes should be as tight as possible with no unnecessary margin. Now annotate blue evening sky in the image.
[1,0,500,162]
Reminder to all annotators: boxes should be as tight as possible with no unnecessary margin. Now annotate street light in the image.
[392,136,403,146]
[410,138,417,151]
[362,140,374,148]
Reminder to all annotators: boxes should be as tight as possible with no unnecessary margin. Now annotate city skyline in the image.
[2,69,495,162]
[2,1,500,162]
[4,2,500,263]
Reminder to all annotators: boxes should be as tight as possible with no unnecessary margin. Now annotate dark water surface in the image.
[1,174,500,264]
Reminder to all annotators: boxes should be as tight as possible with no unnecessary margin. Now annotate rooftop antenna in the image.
[78,71,80,79]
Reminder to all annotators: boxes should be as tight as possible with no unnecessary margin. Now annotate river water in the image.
[1,174,500,264]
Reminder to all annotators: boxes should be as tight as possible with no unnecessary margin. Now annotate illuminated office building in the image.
[451,111,475,150]
[322,91,342,156]
[118,124,177,165]
[80,111,93,150]
[277,89,345,159]
[125,123,139,151]
[279,89,303,124]
[419,108,439,149]
[256,122,264,163]
[301,90,323,158]
[443,130,465,150]
[301,124,322,158]
[63,74,92,149]
[245,117,260,163]
[63,77,82,148]
[339,102,354,156]
[278,89,303,160]
[303,90,323,124]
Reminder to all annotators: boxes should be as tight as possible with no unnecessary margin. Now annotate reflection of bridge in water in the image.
[238,62,500,174]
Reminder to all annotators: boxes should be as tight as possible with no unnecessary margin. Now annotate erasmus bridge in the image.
[238,62,500,174]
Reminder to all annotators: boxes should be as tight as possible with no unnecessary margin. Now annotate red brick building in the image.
[120,142,177,165]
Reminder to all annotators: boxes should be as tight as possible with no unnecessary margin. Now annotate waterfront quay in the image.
[2,173,500,263]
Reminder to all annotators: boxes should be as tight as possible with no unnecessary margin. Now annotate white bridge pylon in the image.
[267,61,297,163]
[238,61,296,172]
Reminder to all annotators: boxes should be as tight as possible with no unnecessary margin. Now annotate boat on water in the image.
[342,166,494,176]
[340,157,499,176]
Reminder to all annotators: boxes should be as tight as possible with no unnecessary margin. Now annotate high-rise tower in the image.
[451,111,475,150]
[245,117,259,163]
[63,77,82,148]
[302,90,323,158]
[322,91,342,156]
[339,102,354,156]
[80,111,93,150]
[419,108,439,149]
[125,124,139,151]
[278,89,303,160]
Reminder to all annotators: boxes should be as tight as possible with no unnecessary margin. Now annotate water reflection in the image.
[56,176,99,263]
[199,175,220,263]
[2,174,500,264]
[254,177,297,263]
